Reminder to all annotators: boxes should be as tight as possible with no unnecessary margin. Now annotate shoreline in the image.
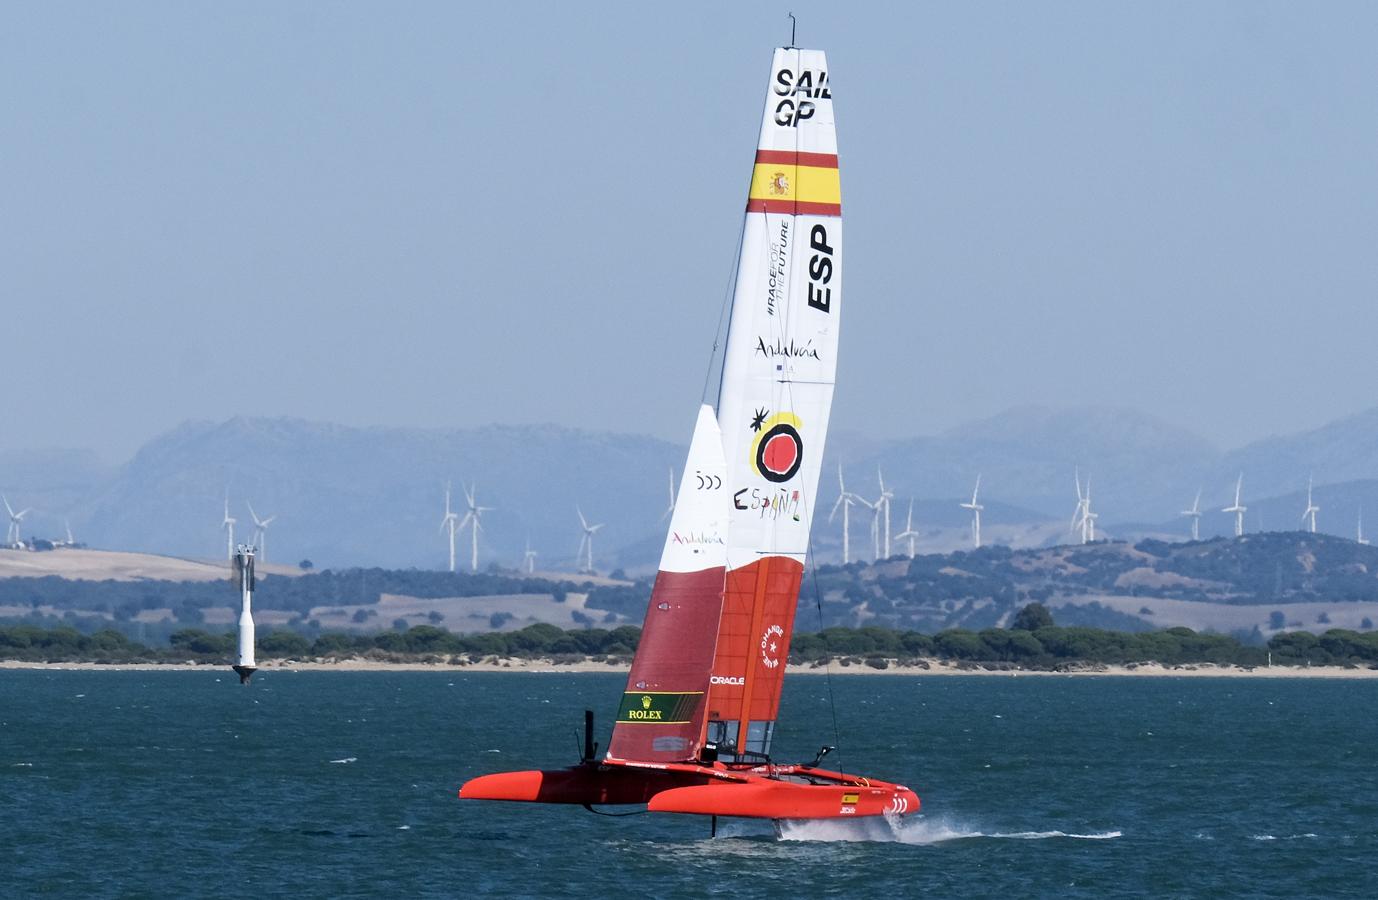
[2,657,1376,678]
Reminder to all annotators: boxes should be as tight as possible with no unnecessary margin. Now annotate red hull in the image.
[460,759,918,821]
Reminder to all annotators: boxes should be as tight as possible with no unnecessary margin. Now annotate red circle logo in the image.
[755,423,803,483]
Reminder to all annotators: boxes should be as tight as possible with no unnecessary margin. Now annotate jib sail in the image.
[606,406,728,762]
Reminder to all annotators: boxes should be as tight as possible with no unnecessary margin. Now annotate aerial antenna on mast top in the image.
[787,12,797,48]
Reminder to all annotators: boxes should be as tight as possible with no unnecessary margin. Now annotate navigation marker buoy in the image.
[232,545,257,684]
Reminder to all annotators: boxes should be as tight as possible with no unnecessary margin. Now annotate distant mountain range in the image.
[7,405,1378,570]
[3,418,682,571]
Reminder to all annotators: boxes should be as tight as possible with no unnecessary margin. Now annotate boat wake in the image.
[777,816,1122,845]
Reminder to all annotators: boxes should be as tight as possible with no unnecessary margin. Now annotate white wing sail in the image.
[706,47,841,758]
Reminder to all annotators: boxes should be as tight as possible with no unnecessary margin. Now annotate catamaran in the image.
[461,46,919,828]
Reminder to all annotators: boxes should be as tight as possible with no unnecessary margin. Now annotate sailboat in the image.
[461,46,919,826]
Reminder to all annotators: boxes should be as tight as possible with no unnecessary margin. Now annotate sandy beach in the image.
[3,657,1376,678]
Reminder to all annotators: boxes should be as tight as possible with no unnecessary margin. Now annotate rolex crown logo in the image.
[641,695,653,710]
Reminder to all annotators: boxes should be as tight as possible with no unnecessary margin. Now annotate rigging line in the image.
[805,526,843,779]
[793,45,843,766]
[702,211,748,406]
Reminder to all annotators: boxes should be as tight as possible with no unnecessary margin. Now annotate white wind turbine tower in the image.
[1222,474,1247,537]
[576,507,604,573]
[1358,509,1369,546]
[1071,470,1086,543]
[1301,475,1319,534]
[245,502,277,563]
[960,475,984,549]
[458,484,492,572]
[523,537,538,574]
[221,490,237,561]
[3,496,31,547]
[875,468,895,559]
[894,499,920,559]
[829,464,862,564]
[865,495,883,561]
[1181,488,1203,541]
[1082,476,1098,542]
[439,482,461,572]
[661,467,676,522]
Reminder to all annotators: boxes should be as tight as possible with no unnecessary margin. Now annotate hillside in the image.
[0,548,299,582]
[802,532,1378,637]
[7,533,1375,646]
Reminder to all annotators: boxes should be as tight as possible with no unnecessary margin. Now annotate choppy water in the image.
[2,670,1375,898]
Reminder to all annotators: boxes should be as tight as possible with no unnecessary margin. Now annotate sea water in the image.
[2,670,1375,898]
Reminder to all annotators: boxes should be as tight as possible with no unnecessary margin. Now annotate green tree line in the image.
[3,605,1377,668]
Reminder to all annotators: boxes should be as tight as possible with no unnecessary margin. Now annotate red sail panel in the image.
[704,556,803,755]
[606,568,725,763]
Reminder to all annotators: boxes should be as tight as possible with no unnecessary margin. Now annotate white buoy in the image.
[232,545,257,684]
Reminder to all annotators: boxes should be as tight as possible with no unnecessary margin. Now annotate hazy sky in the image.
[5,2,1377,461]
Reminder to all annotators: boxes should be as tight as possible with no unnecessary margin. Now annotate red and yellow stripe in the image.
[746,150,841,217]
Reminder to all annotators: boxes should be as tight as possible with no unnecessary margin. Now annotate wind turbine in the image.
[1301,475,1319,534]
[439,482,461,572]
[458,484,492,572]
[875,468,894,559]
[1222,473,1246,537]
[661,467,676,522]
[576,507,604,573]
[1358,509,1370,546]
[1071,470,1098,544]
[221,490,237,561]
[523,537,538,574]
[245,502,277,563]
[894,499,920,559]
[1181,488,1203,541]
[3,496,31,547]
[960,475,984,549]
[829,464,861,564]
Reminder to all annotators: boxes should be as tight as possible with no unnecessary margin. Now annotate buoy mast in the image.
[232,544,257,684]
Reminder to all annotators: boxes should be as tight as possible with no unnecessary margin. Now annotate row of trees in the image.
[4,605,1377,668]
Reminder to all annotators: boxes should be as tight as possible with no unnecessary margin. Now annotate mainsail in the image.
[708,47,840,760]
[611,48,841,764]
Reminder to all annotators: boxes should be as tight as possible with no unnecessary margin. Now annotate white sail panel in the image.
[659,405,729,574]
[717,48,840,568]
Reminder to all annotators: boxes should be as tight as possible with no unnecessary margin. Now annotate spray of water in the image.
[777,816,1121,844]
